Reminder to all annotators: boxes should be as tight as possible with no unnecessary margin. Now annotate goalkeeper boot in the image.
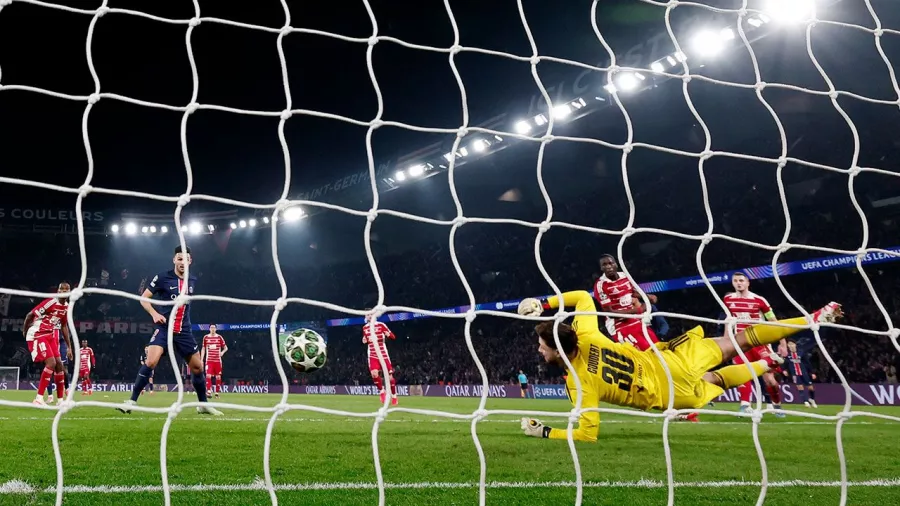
[812,302,842,323]
[116,399,136,414]
[197,405,224,416]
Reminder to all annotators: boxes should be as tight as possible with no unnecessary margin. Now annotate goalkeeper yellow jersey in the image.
[544,291,664,442]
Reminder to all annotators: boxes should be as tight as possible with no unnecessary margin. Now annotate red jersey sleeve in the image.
[593,280,612,308]
[756,296,772,314]
[32,298,54,318]
[90,349,96,366]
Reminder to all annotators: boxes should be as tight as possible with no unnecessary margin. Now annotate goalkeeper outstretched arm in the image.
[521,395,600,443]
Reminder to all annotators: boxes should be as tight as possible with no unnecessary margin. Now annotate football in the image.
[282,328,327,372]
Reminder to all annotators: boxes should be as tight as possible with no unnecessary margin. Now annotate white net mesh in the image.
[0,0,899,505]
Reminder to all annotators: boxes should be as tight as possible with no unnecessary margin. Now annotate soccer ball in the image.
[282,328,327,373]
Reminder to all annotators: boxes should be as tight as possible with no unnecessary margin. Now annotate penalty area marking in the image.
[2,477,900,494]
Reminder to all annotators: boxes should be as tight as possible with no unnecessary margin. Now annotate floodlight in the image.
[766,0,813,24]
[284,207,304,221]
[515,120,531,134]
[691,29,726,57]
[161,226,168,234]
[249,219,257,227]
[141,226,149,234]
[408,164,425,176]
[189,222,202,235]
[552,104,571,119]
[230,222,237,229]
[111,224,120,234]
[650,61,664,73]
[239,220,247,228]
[149,226,157,233]
[262,217,270,224]
[395,171,406,181]
[472,140,487,152]
[125,223,137,235]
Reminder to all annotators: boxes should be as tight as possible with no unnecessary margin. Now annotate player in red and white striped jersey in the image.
[363,316,398,405]
[723,272,787,416]
[78,340,96,395]
[202,324,228,398]
[594,255,660,352]
[23,282,74,405]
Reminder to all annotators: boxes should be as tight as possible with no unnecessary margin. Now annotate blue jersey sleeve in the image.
[147,273,165,296]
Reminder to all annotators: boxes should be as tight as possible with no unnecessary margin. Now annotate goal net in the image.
[0,0,898,505]
[0,367,19,391]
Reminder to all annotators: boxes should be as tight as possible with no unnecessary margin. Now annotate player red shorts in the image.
[28,331,60,363]
[732,345,773,365]
[79,368,90,378]
[368,357,393,374]
[613,322,659,352]
[205,361,222,376]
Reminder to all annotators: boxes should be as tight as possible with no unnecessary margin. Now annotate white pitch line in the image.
[0,416,879,425]
[2,477,900,494]
[0,416,876,425]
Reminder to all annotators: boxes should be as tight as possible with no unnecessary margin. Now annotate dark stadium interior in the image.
[0,0,898,390]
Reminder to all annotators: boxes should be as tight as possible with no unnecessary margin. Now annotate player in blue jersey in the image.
[118,246,222,415]
[785,340,817,408]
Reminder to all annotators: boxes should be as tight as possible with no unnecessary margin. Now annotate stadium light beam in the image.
[552,104,571,120]
[239,220,247,228]
[616,72,644,91]
[408,164,425,177]
[514,120,532,134]
[189,222,202,235]
[111,224,120,234]
[766,0,813,24]
[249,219,257,227]
[284,206,304,222]
[124,223,137,236]
[691,29,726,57]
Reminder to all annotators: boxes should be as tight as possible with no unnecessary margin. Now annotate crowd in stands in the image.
[1,163,898,389]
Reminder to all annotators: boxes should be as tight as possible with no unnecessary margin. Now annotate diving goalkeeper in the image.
[517,291,841,442]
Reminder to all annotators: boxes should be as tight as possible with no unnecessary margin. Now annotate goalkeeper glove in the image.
[517,298,543,317]
[520,417,551,438]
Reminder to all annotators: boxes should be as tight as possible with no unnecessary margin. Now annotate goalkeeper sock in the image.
[737,382,752,405]
[712,361,769,389]
[744,317,808,347]
[192,373,209,402]
[54,372,66,400]
[373,375,384,392]
[766,384,782,405]
[130,365,154,402]
[38,367,53,395]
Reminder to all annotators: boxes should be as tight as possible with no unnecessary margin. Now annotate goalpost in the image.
[0,367,20,392]
[0,0,898,505]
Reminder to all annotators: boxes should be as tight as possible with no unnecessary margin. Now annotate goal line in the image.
[2,478,899,495]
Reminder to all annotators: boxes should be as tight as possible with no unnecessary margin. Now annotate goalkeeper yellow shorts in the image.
[654,326,726,410]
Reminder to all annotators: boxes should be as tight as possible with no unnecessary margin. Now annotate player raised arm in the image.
[522,290,602,337]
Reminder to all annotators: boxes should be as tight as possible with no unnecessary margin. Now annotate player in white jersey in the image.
[362,315,398,405]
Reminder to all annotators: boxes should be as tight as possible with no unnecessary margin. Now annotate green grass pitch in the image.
[0,391,898,505]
